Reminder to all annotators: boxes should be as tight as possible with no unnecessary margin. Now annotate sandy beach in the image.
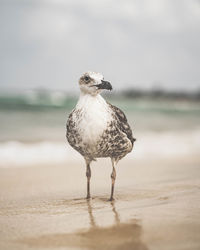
[0,154,200,250]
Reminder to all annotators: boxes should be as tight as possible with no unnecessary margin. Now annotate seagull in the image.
[66,72,136,201]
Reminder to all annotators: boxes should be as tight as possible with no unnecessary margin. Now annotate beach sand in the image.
[0,155,200,250]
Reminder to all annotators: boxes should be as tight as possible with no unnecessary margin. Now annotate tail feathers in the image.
[131,137,136,145]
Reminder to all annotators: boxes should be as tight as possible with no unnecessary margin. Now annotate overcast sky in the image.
[0,0,200,92]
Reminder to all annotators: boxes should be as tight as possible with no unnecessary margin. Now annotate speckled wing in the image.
[66,110,85,156]
[66,110,76,147]
[108,103,136,146]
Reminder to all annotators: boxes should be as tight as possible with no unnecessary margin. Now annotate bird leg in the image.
[86,163,91,199]
[109,161,116,201]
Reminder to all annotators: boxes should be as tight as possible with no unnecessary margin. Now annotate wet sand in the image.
[0,155,200,250]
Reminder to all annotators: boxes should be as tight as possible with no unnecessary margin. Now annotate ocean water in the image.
[0,91,200,167]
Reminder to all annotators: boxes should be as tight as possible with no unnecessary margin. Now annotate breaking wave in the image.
[0,130,199,168]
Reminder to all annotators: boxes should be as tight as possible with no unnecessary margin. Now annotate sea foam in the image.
[0,130,200,168]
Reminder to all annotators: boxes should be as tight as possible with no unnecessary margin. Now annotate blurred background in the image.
[0,0,200,167]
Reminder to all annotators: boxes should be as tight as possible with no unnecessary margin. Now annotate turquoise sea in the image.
[0,90,200,167]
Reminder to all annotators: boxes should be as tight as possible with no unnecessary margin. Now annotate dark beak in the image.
[94,80,112,91]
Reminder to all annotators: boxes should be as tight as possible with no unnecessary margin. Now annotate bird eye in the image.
[84,76,90,82]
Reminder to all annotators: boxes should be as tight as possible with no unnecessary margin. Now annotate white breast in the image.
[74,94,112,145]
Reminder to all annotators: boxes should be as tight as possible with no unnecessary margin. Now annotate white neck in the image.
[76,92,106,109]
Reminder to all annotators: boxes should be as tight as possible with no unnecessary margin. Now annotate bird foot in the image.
[108,197,115,202]
[86,195,91,200]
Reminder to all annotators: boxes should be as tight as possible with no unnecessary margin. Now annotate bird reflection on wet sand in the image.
[20,199,148,250]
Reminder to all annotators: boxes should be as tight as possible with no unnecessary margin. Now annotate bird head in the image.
[79,72,112,96]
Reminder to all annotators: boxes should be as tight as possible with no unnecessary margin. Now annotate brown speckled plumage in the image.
[66,102,135,161]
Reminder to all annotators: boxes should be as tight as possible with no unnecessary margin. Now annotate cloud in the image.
[0,0,200,91]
